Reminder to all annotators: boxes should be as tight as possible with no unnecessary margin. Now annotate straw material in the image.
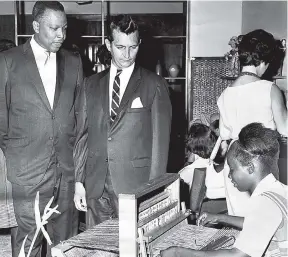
[191,58,233,120]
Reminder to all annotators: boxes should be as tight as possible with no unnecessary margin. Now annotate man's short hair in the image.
[107,15,139,42]
[32,1,65,22]
[230,123,280,169]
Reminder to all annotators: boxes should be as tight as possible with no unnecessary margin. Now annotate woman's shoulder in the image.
[230,79,273,88]
[223,80,273,96]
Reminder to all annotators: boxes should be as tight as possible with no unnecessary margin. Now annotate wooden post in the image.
[119,194,138,257]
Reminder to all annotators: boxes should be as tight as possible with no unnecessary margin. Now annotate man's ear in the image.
[139,39,142,45]
[32,21,40,33]
[105,38,111,52]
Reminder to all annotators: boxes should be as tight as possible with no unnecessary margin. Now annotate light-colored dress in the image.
[217,80,276,140]
[179,155,225,200]
[217,80,276,216]
[0,149,17,228]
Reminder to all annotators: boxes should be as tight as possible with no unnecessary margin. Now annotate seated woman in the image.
[162,123,287,257]
[179,123,226,202]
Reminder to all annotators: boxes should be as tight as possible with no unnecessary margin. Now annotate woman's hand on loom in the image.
[74,182,87,212]
[196,212,219,226]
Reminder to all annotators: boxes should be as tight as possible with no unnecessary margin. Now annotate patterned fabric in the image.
[262,191,288,257]
[0,149,17,228]
[110,69,122,123]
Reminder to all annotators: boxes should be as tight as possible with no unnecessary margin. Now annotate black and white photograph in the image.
[0,0,286,256]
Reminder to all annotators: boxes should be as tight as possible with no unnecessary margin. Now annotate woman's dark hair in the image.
[107,14,139,42]
[229,123,280,170]
[32,1,65,22]
[262,38,286,81]
[238,29,278,67]
[186,123,217,159]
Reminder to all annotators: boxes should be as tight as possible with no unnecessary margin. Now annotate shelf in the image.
[81,35,103,38]
[273,76,287,80]
[153,36,186,39]
[164,77,186,80]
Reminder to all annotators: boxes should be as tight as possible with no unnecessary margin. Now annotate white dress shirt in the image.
[30,36,57,108]
[109,62,135,115]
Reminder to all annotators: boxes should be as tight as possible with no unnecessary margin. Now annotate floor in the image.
[0,229,12,257]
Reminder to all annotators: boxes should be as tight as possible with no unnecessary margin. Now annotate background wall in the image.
[0,1,286,57]
[189,1,242,57]
[242,1,287,40]
[188,0,287,58]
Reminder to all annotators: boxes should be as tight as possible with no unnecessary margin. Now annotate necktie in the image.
[111,69,122,123]
[44,51,50,66]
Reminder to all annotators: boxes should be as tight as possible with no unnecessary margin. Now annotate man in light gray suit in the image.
[74,15,172,228]
[0,1,86,256]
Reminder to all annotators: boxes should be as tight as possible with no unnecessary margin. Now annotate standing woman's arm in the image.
[271,83,288,136]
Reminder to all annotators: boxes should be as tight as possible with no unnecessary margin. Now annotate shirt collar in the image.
[30,35,56,58]
[251,173,278,197]
[110,62,135,77]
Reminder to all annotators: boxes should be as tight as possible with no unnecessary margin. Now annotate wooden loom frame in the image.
[119,173,190,257]
[51,173,190,257]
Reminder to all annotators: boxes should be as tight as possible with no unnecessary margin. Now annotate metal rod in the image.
[14,0,19,45]
[101,0,105,44]
[185,0,191,127]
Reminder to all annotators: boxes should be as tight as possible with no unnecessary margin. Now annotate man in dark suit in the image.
[74,15,172,228]
[0,2,86,256]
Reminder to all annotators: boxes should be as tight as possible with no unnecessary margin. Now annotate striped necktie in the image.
[111,69,122,123]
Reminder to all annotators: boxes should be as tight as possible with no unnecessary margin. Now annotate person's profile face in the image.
[105,29,140,69]
[227,147,251,192]
[33,9,67,53]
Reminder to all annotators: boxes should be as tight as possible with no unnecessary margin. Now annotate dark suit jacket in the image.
[76,65,172,199]
[0,40,85,186]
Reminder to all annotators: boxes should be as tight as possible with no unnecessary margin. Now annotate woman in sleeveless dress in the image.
[217,29,287,216]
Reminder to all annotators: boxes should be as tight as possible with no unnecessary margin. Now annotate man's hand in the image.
[196,212,220,226]
[74,182,87,212]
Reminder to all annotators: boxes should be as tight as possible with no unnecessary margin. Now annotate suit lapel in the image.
[110,65,141,129]
[53,50,65,110]
[23,40,52,113]
[99,69,111,127]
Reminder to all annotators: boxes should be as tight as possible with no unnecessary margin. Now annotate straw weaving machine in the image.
[52,173,238,257]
